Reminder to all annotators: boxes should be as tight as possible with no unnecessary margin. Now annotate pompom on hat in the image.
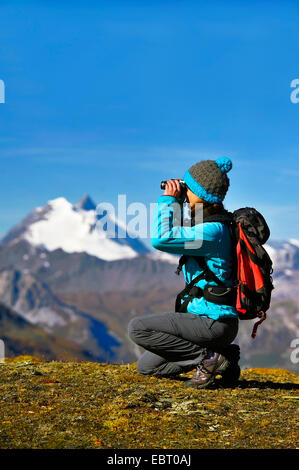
[183,157,232,203]
[215,156,232,173]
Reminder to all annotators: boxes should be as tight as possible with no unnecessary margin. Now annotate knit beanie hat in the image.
[183,157,232,203]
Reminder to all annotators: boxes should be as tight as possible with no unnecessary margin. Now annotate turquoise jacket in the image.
[152,195,238,320]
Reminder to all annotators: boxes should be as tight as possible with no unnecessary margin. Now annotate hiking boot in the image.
[219,364,241,386]
[221,344,240,363]
[217,344,241,387]
[184,351,229,389]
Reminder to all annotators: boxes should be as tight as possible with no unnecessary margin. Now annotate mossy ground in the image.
[0,356,298,449]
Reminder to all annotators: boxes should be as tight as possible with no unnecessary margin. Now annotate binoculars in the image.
[160,179,187,191]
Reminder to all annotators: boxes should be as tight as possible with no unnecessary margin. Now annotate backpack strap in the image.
[175,255,226,286]
[175,256,234,312]
[174,211,236,312]
[175,275,205,312]
[251,311,267,339]
[175,255,189,276]
[193,256,226,288]
[175,257,207,312]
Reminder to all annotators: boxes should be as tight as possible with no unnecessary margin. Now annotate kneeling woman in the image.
[128,157,239,389]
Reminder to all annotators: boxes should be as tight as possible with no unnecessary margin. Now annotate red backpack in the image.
[231,207,274,338]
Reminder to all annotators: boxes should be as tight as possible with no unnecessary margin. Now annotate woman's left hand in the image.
[163,179,182,199]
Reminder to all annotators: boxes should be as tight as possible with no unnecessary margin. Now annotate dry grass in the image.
[0,356,298,449]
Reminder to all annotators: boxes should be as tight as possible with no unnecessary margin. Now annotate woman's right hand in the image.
[163,179,182,199]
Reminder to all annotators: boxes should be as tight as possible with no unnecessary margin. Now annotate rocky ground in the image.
[0,356,298,449]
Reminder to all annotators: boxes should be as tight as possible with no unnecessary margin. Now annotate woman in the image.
[128,157,240,389]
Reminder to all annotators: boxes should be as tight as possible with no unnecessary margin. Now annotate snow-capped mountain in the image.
[2,195,150,261]
[265,239,299,272]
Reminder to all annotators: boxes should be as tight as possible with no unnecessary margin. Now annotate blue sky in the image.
[0,0,299,242]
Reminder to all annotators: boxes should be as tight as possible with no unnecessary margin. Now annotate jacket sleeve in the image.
[151,195,221,257]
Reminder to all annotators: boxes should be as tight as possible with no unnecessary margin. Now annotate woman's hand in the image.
[163,179,182,199]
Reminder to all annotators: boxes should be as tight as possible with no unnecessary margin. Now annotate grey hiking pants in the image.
[128,312,238,377]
